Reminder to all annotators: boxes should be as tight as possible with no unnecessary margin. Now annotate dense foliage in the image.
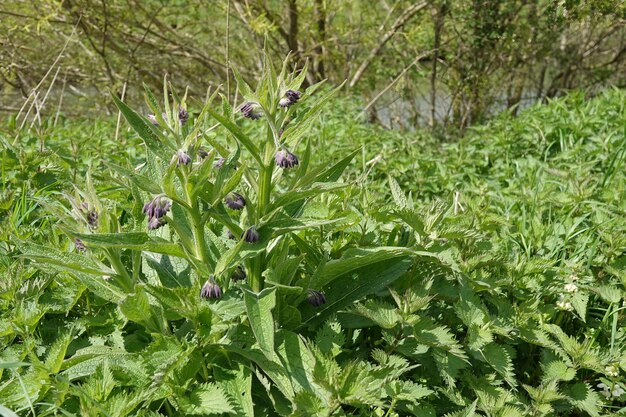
[1,57,625,416]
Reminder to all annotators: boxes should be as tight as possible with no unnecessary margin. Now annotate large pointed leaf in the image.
[243,287,277,361]
[301,247,416,328]
[72,232,188,259]
[111,93,173,158]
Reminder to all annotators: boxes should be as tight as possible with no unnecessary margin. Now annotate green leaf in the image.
[301,247,415,328]
[215,361,254,417]
[106,162,162,194]
[72,232,188,259]
[542,360,576,383]
[563,383,601,417]
[243,287,277,361]
[177,383,234,415]
[111,93,173,157]
[207,108,262,165]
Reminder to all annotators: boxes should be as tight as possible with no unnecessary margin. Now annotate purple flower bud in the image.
[239,102,262,120]
[178,106,189,125]
[213,157,225,169]
[75,238,86,252]
[280,90,302,108]
[225,192,246,210]
[143,196,171,230]
[226,229,236,240]
[176,150,192,166]
[87,210,98,229]
[275,149,299,169]
[200,276,222,300]
[147,114,159,125]
[148,216,166,230]
[286,90,302,102]
[231,266,246,282]
[198,147,209,159]
[306,290,326,307]
[242,226,260,244]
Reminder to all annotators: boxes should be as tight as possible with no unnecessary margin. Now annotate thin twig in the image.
[115,82,128,144]
[359,52,430,118]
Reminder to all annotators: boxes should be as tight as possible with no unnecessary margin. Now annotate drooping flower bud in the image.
[280,90,302,108]
[224,192,246,210]
[286,89,301,102]
[275,149,299,169]
[226,229,236,240]
[213,157,225,169]
[148,216,166,230]
[143,196,171,231]
[239,102,262,120]
[147,114,159,125]
[200,275,222,300]
[198,147,209,159]
[75,238,86,253]
[306,290,326,307]
[242,226,260,244]
[178,106,189,125]
[87,210,98,229]
[175,150,192,166]
[231,266,246,282]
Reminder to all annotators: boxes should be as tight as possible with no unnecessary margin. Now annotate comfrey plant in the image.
[16,56,440,415]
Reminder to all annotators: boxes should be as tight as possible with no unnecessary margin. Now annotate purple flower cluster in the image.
[306,290,326,307]
[231,266,246,282]
[275,149,299,169]
[225,192,246,210]
[239,102,262,120]
[143,196,171,230]
[200,275,222,300]
[175,150,192,166]
[242,226,260,243]
[75,238,86,253]
[178,106,189,125]
[279,90,302,108]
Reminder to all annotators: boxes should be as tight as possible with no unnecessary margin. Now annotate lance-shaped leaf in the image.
[111,93,174,158]
[243,287,277,361]
[300,247,417,328]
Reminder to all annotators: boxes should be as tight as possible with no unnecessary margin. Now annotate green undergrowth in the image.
[1,82,625,417]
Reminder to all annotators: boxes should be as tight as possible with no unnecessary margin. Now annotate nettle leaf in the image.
[443,399,478,417]
[348,299,401,329]
[482,343,516,388]
[177,383,234,415]
[315,319,345,357]
[592,284,623,303]
[563,383,601,417]
[414,319,468,360]
[44,332,73,373]
[541,360,576,383]
[570,291,589,321]
[214,360,254,417]
[389,176,409,209]
[243,287,277,360]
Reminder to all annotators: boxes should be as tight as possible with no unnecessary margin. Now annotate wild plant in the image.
[10,56,443,415]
